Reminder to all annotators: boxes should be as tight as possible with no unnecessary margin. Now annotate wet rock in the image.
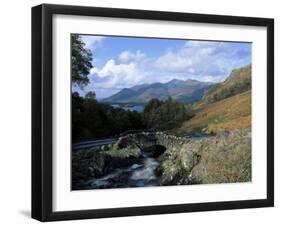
[72,147,141,189]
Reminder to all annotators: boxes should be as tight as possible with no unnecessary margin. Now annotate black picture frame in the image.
[32,3,274,222]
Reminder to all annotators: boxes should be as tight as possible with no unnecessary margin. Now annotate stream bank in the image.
[72,129,251,190]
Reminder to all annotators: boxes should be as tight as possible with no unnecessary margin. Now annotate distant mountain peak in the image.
[102,78,215,104]
[185,78,198,82]
[168,78,183,83]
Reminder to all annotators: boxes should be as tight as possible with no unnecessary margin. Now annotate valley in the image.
[72,64,252,189]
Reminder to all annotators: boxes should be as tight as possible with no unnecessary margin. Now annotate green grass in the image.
[191,130,251,184]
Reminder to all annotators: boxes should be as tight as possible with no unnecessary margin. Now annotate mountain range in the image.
[102,79,215,104]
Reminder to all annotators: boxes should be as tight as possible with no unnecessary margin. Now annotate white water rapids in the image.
[83,154,160,189]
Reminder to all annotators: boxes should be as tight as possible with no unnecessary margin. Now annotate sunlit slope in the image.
[176,90,251,134]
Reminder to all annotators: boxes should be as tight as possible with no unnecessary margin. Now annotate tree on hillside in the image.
[71,34,93,88]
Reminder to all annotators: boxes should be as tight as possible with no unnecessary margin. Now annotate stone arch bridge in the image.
[113,131,191,156]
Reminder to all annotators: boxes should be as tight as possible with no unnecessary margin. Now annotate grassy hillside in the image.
[172,64,252,135]
[200,64,251,105]
[164,65,252,185]
[164,90,252,185]
[175,90,251,135]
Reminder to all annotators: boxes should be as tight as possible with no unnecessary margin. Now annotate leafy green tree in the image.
[142,97,190,130]
[85,91,96,100]
[72,92,145,141]
[71,34,93,88]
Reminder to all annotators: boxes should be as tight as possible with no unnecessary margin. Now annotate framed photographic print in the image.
[32,4,274,221]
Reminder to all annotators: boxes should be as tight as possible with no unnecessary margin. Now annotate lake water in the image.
[111,104,144,112]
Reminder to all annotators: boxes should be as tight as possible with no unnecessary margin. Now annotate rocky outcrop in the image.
[72,146,141,189]
[158,129,251,185]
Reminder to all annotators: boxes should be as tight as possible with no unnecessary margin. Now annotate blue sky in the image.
[74,35,252,99]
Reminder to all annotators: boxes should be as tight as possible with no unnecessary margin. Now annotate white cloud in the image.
[97,60,141,88]
[155,51,193,72]
[85,41,251,98]
[154,40,250,80]
[117,50,146,64]
[88,50,153,92]
[81,35,105,50]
